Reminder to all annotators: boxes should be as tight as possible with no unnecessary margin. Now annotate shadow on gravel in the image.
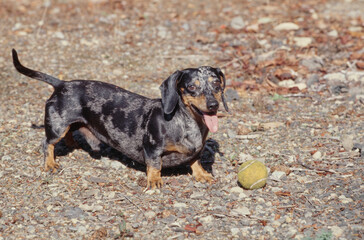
[52,130,222,177]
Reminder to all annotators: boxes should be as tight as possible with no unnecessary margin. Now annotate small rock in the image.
[173,202,187,208]
[77,226,87,235]
[110,160,123,169]
[79,204,103,212]
[323,72,346,82]
[264,226,275,233]
[62,207,87,219]
[300,57,323,71]
[199,215,214,224]
[232,206,250,216]
[231,228,240,236]
[157,26,168,39]
[341,135,354,151]
[278,79,295,88]
[54,31,65,39]
[144,211,156,219]
[338,195,353,204]
[230,16,245,30]
[246,24,259,32]
[293,37,313,47]
[190,192,204,199]
[328,29,338,38]
[272,220,281,227]
[270,171,286,181]
[113,69,123,76]
[330,226,343,238]
[312,151,322,160]
[258,17,274,24]
[145,189,161,195]
[239,153,254,163]
[346,71,364,83]
[274,22,299,31]
[230,187,245,194]
[285,216,292,223]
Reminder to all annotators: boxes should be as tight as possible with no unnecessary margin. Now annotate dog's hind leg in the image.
[43,125,72,173]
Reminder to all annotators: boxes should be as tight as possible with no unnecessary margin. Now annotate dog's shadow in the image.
[53,130,221,177]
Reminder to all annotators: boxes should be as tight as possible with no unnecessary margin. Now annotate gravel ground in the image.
[0,0,363,239]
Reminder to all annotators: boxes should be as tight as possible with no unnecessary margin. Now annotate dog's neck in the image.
[176,99,209,137]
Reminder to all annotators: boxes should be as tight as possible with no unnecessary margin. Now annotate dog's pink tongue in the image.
[203,114,218,133]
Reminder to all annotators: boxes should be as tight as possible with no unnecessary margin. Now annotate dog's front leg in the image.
[146,164,163,189]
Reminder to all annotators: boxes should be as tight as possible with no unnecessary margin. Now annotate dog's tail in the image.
[12,49,62,88]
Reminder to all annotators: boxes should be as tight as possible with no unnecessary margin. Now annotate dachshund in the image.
[12,49,228,188]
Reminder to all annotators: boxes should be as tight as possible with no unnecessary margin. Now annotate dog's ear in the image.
[160,70,183,115]
[216,68,229,112]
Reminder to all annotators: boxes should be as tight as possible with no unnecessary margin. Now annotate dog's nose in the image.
[207,100,219,111]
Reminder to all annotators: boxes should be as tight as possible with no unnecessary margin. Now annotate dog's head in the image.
[160,66,228,133]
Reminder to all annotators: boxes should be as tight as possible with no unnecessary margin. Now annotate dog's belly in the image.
[161,152,194,168]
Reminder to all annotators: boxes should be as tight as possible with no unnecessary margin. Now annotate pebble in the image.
[77,226,87,235]
[230,16,245,30]
[338,195,353,204]
[145,211,157,219]
[274,22,299,31]
[190,192,204,199]
[341,135,354,151]
[269,171,286,182]
[173,202,187,208]
[258,17,274,24]
[230,186,245,194]
[232,206,250,216]
[293,37,313,47]
[79,204,103,212]
[62,207,87,219]
[323,72,346,82]
[278,80,307,90]
[110,160,124,169]
[330,226,343,238]
[145,189,161,195]
[300,57,323,71]
[230,228,240,236]
[199,215,214,224]
[239,153,254,163]
[157,26,168,39]
[54,31,65,39]
[312,151,322,160]
[328,29,338,37]
[346,71,364,82]
[264,226,275,234]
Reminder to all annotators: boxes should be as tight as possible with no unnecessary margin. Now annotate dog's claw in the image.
[193,171,214,183]
[147,178,163,189]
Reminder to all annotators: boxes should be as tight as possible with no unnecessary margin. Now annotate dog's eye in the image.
[212,81,221,89]
[187,85,197,92]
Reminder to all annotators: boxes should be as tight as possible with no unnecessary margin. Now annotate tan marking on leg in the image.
[190,160,213,183]
[44,144,59,173]
[147,166,163,189]
[44,126,71,173]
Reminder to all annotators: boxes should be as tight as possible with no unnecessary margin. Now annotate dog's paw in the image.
[146,166,163,189]
[193,171,214,183]
[147,177,163,189]
[44,162,60,174]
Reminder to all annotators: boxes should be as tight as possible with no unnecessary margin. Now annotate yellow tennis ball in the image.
[238,160,268,190]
